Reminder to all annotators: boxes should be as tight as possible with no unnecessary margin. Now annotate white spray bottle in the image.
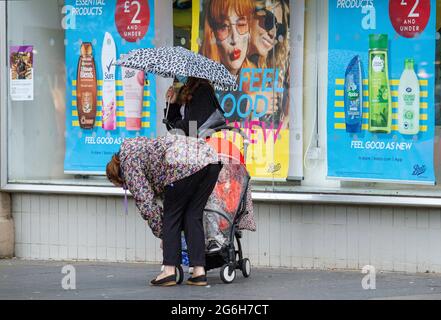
[101,32,117,131]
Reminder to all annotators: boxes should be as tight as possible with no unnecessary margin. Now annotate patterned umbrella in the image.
[115,46,237,88]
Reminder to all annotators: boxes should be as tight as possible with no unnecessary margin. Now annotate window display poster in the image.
[435,0,441,125]
[327,0,436,184]
[193,0,292,180]
[9,45,34,101]
[64,0,156,174]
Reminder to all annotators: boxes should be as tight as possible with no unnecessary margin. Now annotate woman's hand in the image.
[166,86,178,104]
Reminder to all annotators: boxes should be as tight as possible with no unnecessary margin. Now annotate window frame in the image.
[2,0,441,208]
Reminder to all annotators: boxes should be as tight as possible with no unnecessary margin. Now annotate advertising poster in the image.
[327,0,436,184]
[9,45,34,101]
[435,0,441,125]
[193,0,292,180]
[64,0,156,174]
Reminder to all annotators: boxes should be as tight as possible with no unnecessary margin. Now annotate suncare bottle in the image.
[77,43,97,129]
[368,34,392,133]
[344,56,363,133]
[121,54,144,131]
[101,32,117,131]
[398,59,420,135]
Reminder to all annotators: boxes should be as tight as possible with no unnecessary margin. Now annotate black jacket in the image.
[165,83,219,136]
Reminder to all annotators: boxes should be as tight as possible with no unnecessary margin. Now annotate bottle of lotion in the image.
[368,34,392,133]
[77,42,97,129]
[398,59,420,135]
[121,54,144,131]
[101,32,117,131]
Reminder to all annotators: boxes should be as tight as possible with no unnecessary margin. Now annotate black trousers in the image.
[162,164,222,267]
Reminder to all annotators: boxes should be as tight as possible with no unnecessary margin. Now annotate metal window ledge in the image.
[3,183,441,208]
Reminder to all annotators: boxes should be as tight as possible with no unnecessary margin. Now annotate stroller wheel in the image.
[175,265,184,285]
[241,258,251,278]
[220,264,236,284]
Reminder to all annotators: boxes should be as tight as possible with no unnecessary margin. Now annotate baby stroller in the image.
[174,126,252,284]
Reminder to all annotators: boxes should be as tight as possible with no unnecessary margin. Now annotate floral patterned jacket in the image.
[119,134,219,238]
[119,134,256,238]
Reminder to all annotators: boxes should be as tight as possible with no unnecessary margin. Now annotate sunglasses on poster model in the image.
[255,8,287,39]
[213,17,250,42]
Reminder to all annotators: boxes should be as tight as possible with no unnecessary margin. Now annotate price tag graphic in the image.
[389,0,431,38]
[115,0,150,42]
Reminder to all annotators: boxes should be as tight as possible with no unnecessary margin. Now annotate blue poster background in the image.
[327,0,436,184]
[64,0,156,174]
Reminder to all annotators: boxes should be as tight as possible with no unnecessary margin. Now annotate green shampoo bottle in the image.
[368,34,392,133]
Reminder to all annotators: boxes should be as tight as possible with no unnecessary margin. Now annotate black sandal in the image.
[186,275,207,286]
[150,274,177,287]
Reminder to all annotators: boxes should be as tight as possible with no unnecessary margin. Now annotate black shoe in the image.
[150,274,177,287]
[186,274,207,286]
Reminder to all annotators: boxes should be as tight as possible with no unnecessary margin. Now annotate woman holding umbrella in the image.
[116,46,236,137]
[164,76,224,137]
[106,134,222,286]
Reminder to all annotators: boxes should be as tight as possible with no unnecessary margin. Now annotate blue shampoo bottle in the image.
[344,56,363,133]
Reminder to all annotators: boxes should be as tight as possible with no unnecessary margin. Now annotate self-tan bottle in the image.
[77,42,97,129]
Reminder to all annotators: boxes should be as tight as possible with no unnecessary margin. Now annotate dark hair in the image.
[106,153,124,187]
[179,77,214,104]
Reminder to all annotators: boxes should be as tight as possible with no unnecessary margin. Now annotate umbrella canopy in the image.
[115,46,237,88]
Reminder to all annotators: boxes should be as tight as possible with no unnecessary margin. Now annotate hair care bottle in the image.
[77,42,97,129]
[121,54,144,131]
[368,34,392,133]
[398,59,420,135]
[344,56,363,133]
[101,32,117,131]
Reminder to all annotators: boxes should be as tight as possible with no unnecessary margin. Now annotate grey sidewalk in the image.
[1,259,441,300]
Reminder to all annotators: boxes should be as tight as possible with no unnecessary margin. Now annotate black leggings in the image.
[162,164,222,267]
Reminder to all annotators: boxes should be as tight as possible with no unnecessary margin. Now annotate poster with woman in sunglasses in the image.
[198,0,291,179]
[200,0,255,122]
[248,0,290,129]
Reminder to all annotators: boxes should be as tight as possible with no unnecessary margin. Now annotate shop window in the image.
[3,0,441,200]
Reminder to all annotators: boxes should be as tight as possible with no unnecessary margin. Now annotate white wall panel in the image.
[125,201,136,261]
[115,199,126,262]
[86,197,97,260]
[77,196,88,259]
[96,198,107,260]
[39,196,50,259]
[269,204,281,268]
[105,198,117,261]
[257,204,270,267]
[280,204,291,268]
[48,195,59,260]
[346,207,359,269]
[58,195,68,260]
[67,196,78,260]
[11,193,441,273]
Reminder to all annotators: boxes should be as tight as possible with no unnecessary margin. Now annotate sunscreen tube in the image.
[121,54,144,131]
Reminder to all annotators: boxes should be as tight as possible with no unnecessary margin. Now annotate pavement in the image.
[1,259,441,300]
